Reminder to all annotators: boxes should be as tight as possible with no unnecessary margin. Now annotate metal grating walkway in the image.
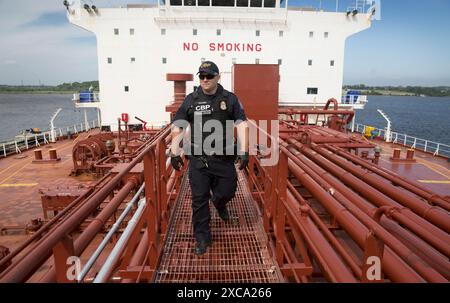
[154,169,284,283]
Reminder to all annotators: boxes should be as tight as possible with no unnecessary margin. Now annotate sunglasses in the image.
[199,74,216,80]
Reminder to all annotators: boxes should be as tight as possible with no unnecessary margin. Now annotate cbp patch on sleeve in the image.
[220,100,227,111]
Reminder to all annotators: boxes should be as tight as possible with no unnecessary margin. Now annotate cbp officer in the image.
[170,61,249,255]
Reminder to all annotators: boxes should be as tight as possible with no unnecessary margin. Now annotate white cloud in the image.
[0,1,98,85]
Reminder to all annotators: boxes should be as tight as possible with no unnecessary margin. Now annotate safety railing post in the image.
[52,235,75,283]
[43,133,49,144]
[434,144,440,156]
[2,143,6,158]
[15,141,21,154]
[144,148,158,270]
[275,150,288,266]
[157,139,168,234]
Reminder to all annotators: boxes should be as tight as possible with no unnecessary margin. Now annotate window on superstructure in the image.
[212,0,234,6]
[125,86,129,92]
[131,57,136,63]
[217,29,221,36]
[114,28,119,35]
[161,28,166,35]
[237,0,249,7]
[130,28,135,35]
[170,0,182,6]
[278,59,282,65]
[107,58,112,64]
[263,0,275,7]
[232,58,237,64]
[256,30,260,37]
[193,29,198,36]
[307,88,318,95]
[330,60,335,67]
[162,58,167,64]
[184,0,196,6]
[279,31,284,37]
[250,0,263,7]
[324,32,329,38]
[255,59,260,64]
[309,31,314,38]
[308,59,313,66]
[201,58,206,62]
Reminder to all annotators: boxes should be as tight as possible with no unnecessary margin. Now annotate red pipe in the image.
[324,98,339,111]
[381,219,450,279]
[326,145,450,212]
[287,138,450,247]
[0,127,170,282]
[284,191,357,282]
[283,150,428,282]
[122,230,149,283]
[310,143,450,234]
[283,141,450,259]
[287,182,363,278]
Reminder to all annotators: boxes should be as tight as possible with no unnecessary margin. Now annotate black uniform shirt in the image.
[172,84,246,128]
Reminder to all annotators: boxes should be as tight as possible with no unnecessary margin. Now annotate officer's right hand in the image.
[236,152,249,171]
[170,155,184,171]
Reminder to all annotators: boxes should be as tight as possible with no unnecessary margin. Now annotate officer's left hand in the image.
[170,155,184,171]
[236,152,249,170]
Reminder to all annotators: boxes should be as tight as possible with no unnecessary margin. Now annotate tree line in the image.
[0,81,99,93]
[344,84,450,97]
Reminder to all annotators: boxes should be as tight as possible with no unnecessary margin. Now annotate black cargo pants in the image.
[188,156,237,243]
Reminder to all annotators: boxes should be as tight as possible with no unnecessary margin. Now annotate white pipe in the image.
[77,183,145,282]
[50,108,62,143]
[377,109,392,143]
[93,198,147,283]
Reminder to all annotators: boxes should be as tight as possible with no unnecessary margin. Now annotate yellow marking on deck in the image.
[416,161,450,179]
[0,159,28,175]
[0,183,38,187]
[418,180,450,184]
[0,134,85,183]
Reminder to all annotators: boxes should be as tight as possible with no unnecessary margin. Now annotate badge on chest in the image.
[219,100,227,111]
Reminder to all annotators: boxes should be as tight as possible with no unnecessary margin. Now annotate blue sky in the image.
[0,0,449,86]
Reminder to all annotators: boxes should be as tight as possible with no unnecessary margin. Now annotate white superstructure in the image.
[66,0,380,129]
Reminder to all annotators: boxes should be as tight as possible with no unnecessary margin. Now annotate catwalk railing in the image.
[0,126,184,283]
[245,118,450,283]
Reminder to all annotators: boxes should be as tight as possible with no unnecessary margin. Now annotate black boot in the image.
[194,240,212,255]
[217,207,230,222]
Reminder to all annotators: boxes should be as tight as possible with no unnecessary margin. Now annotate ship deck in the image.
[0,131,99,252]
[369,139,449,197]
[0,129,449,282]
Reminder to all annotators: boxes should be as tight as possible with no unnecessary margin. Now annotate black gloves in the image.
[170,155,184,171]
[236,152,249,171]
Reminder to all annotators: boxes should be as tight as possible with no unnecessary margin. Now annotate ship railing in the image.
[1,119,100,158]
[341,94,368,105]
[354,123,450,158]
[73,92,100,103]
